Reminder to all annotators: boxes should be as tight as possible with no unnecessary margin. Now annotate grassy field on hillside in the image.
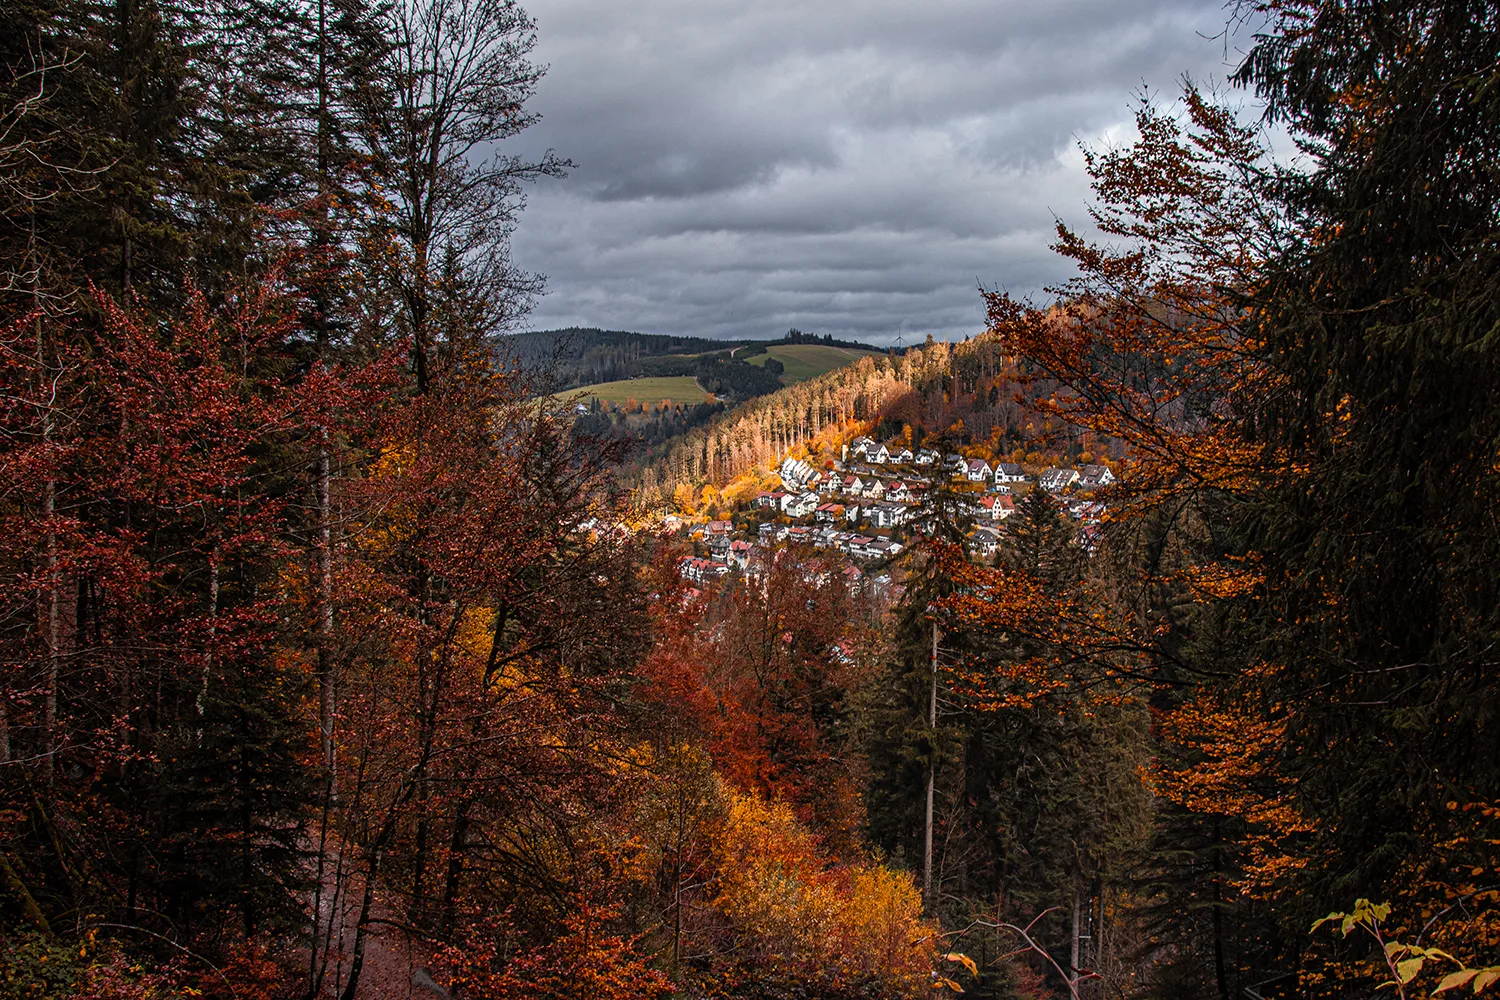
[746,344,883,383]
[554,376,711,405]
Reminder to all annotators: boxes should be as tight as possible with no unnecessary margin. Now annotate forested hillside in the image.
[509,327,889,392]
[2,1,1499,1000]
[631,332,1060,506]
[503,328,753,387]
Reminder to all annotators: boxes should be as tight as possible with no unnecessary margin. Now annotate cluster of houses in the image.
[842,437,1114,494]
[677,536,899,604]
[1037,464,1116,493]
[754,440,1115,530]
[669,436,1120,593]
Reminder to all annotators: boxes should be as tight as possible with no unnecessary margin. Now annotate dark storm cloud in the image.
[507,0,1249,343]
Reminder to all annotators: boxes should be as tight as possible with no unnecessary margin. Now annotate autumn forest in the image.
[2,0,1499,998]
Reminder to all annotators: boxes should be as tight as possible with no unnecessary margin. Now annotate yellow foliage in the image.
[673,482,700,516]
[712,792,936,993]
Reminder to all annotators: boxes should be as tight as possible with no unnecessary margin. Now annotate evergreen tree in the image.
[1235,0,1500,907]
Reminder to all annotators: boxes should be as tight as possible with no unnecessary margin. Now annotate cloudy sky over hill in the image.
[508,0,1257,344]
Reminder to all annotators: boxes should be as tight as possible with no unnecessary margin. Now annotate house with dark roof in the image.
[1076,464,1116,490]
[1039,467,1080,492]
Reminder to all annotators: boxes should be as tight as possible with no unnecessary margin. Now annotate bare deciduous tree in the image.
[366,0,567,393]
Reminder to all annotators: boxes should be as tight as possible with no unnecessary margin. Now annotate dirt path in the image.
[301,839,440,1000]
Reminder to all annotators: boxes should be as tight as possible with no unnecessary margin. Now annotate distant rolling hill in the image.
[553,376,712,406]
[745,343,884,384]
[502,328,751,390]
[507,327,891,393]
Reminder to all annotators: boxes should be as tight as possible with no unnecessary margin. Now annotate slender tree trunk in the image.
[308,12,342,984]
[0,851,49,932]
[1212,820,1229,1000]
[306,765,335,1000]
[317,433,335,764]
[340,852,380,1000]
[1071,883,1081,976]
[196,549,219,728]
[116,0,134,292]
[672,781,686,977]
[37,237,59,787]
[409,792,431,927]
[924,621,937,911]
[439,796,472,937]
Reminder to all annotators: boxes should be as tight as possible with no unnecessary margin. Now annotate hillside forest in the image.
[2,1,1499,999]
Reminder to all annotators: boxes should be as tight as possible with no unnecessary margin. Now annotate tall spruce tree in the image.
[1234,0,1500,906]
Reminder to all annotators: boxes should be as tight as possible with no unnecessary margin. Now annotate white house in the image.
[1039,467,1080,492]
[785,491,819,517]
[850,536,902,559]
[993,462,1027,483]
[965,459,993,482]
[780,456,815,486]
[1077,464,1116,490]
[971,526,1001,559]
[866,502,912,529]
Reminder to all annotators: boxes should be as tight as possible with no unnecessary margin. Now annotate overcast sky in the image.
[507,0,1252,345]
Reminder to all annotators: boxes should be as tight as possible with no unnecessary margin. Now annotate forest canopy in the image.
[1,1,1498,999]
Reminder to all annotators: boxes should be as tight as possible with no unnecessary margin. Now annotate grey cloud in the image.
[505,0,1250,343]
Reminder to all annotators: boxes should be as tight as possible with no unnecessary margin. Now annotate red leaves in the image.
[639,547,871,842]
[442,905,672,1000]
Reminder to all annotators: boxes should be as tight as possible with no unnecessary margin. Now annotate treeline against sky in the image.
[633,336,1032,505]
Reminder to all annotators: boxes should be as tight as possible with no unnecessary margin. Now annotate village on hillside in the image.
[663,433,1118,600]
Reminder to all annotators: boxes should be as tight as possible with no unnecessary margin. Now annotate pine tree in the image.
[1233,0,1500,905]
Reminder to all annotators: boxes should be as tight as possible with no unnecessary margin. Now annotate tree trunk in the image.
[1212,820,1229,1000]
[0,851,49,933]
[317,433,335,766]
[923,621,937,911]
[1071,883,1081,976]
[440,797,472,938]
[340,853,380,1000]
[38,261,59,787]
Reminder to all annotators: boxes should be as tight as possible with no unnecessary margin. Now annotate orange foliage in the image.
[1149,683,1316,895]
[711,791,936,994]
[442,904,671,1000]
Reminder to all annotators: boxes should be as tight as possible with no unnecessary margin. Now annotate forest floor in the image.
[299,841,439,1000]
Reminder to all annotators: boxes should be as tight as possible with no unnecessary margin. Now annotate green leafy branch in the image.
[1313,899,1500,998]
